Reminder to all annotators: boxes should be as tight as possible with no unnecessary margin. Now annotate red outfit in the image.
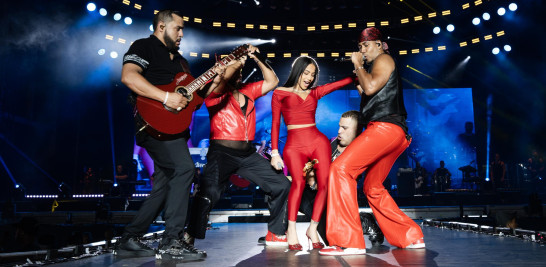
[206,81,264,141]
[271,77,354,222]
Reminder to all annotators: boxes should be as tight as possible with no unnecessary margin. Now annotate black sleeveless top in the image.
[359,57,408,134]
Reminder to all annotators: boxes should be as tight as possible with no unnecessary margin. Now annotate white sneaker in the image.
[319,246,366,256]
[405,238,426,249]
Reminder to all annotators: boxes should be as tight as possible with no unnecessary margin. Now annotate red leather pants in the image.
[326,122,423,249]
[284,126,331,222]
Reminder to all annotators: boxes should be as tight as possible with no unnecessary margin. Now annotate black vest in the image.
[359,58,407,125]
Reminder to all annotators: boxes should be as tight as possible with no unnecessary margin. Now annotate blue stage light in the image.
[110,51,118,58]
[509,3,517,11]
[492,47,500,55]
[87,3,96,12]
[15,183,20,189]
[113,13,121,21]
[497,7,506,16]
[446,24,455,32]
[472,17,481,25]
[504,45,511,52]
[124,17,132,25]
[99,8,107,16]
[482,12,491,20]
[433,26,440,34]
[113,183,118,187]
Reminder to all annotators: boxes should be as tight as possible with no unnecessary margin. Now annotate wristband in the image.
[163,92,169,104]
[355,66,365,71]
[270,152,280,157]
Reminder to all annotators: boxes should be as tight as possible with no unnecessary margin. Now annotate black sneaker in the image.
[114,236,156,257]
[258,236,266,244]
[182,231,195,246]
[156,238,206,261]
[360,212,384,246]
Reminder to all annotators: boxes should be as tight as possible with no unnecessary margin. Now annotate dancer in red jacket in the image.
[270,56,355,250]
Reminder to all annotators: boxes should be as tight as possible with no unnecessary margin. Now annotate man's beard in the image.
[164,34,179,52]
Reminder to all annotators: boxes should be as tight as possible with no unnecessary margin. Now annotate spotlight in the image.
[99,8,107,16]
[497,7,506,16]
[110,51,118,58]
[508,3,517,11]
[113,13,121,21]
[253,0,260,5]
[504,44,511,52]
[15,183,20,189]
[124,17,132,25]
[446,24,455,32]
[86,3,96,12]
[149,24,154,32]
[98,49,105,55]
[271,39,276,44]
[472,17,481,25]
[433,26,441,34]
[113,183,118,187]
[492,47,500,55]
[482,12,491,20]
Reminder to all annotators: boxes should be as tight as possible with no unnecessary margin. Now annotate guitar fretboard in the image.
[184,54,239,93]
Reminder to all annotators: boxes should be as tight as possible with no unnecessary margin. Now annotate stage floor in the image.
[47,221,546,267]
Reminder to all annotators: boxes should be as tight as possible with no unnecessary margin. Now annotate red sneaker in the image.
[264,231,288,246]
[319,246,366,256]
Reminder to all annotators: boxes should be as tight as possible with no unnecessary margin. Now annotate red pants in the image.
[326,122,423,249]
[284,126,330,222]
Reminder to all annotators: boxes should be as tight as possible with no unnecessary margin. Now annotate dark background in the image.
[0,0,544,198]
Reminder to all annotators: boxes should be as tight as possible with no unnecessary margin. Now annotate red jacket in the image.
[205,81,264,141]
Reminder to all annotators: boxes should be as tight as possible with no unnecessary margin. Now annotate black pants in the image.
[188,144,290,238]
[123,132,194,241]
[299,187,328,246]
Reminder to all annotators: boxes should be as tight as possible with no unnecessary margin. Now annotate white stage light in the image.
[472,18,480,25]
[99,8,107,16]
[509,3,517,11]
[110,51,118,58]
[504,45,511,52]
[114,13,121,21]
[482,12,490,20]
[497,7,506,16]
[149,24,154,32]
[124,17,132,25]
[446,24,455,32]
[492,47,500,55]
[98,49,105,55]
[87,3,96,12]
[433,26,440,34]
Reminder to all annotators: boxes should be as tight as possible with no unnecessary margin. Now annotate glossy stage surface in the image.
[49,221,546,267]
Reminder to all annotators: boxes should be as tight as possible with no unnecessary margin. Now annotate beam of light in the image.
[200,38,275,51]
[242,68,257,83]
[485,94,493,182]
[0,134,59,185]
[86,3,96,12]
[0,154,18,187]
[406,65,451,88]
[106,89,117,187]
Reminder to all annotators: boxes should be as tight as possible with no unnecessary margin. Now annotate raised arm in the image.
[352,53,394,96]
[270,91,285,170]
[314,76,356,99]
[248,48,279,95]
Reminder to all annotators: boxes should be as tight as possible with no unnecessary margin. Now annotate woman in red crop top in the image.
[270,56,355,250]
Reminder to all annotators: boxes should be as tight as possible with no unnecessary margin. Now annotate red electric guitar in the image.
[135,44,249,140]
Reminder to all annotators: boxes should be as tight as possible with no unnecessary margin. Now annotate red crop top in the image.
[271,77,355,150]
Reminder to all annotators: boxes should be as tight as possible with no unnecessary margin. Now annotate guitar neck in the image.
[185,53,240,94]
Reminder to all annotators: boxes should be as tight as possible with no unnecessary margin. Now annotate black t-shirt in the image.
[123,34,191,85]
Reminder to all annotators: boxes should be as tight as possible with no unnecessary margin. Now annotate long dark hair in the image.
[282,56,319,88]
